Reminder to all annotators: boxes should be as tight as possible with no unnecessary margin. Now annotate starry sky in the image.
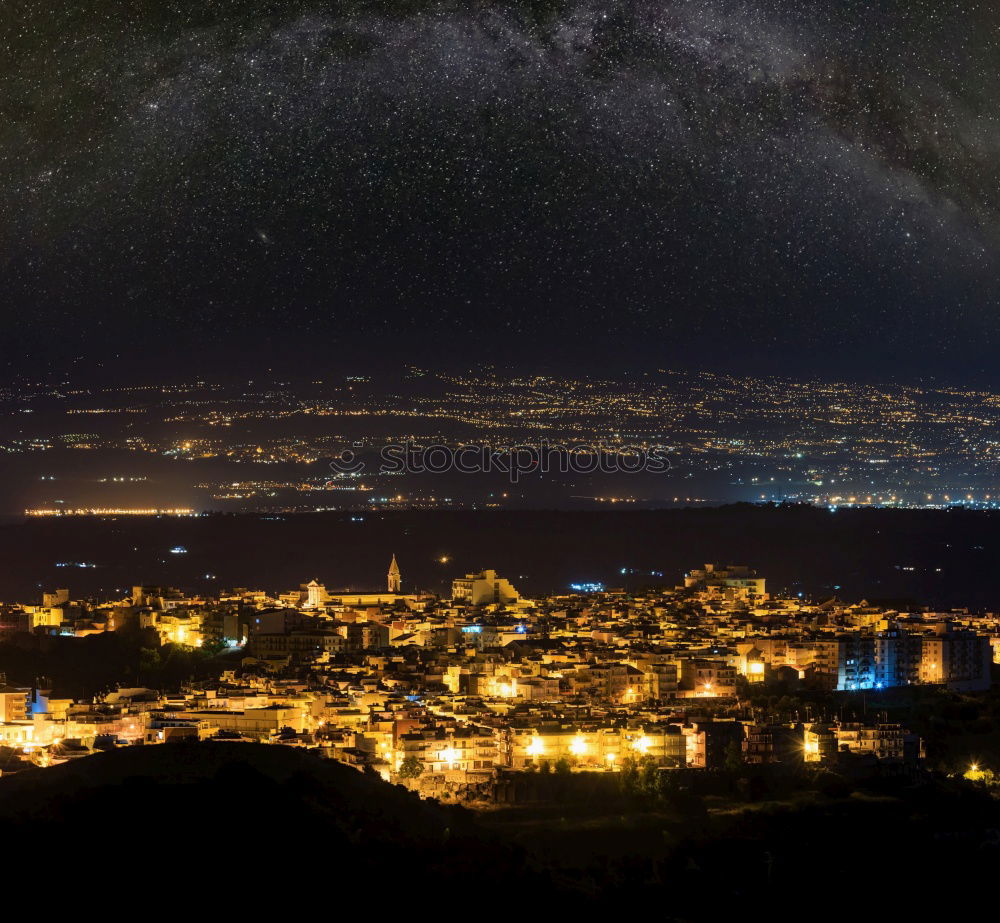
[3,1,1000,382]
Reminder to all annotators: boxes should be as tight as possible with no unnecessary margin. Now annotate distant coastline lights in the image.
[25,508,196,517]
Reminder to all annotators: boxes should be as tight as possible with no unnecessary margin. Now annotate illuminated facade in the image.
[305,580,328,609]
[738,629,991,692]
[142,611,204,648]
[398,727,499,774]
[683,564,767,605]
[509,725,686,770]
[451,570,520,606]
[0,686,31,723]
[677,659,738,698]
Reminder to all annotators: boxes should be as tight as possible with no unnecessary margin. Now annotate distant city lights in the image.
[26,508,196,517]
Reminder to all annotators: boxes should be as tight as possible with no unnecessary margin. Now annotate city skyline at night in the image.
[4,3,1000,914]
[2,366,1000,514]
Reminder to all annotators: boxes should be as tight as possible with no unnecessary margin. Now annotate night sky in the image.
[3,1,999,381]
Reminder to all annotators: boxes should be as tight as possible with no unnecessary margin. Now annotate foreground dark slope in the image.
[2,742,1000,917]
[0,741,458,841]
[0,742,542,902]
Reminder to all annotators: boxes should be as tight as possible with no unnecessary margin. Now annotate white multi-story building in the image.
[451,569,520,606]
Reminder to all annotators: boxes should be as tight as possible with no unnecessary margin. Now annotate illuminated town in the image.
[2,556,993,794]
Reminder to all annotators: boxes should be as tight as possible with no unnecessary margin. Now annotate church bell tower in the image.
[387,554,401,593]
